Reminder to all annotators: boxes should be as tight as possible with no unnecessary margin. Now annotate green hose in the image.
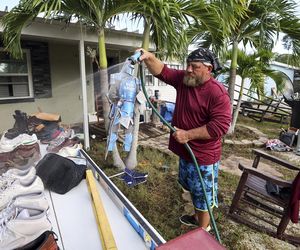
[138,64,221,243]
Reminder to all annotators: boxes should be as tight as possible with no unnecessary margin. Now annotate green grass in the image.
[236,115,287,139]
[88,116,298,249]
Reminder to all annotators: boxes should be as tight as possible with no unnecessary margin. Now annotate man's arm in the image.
[172,126,211,144]
[137,49,164,75]
[173,92,232,144]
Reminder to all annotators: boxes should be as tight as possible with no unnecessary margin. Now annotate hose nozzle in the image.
[128,50,143,65]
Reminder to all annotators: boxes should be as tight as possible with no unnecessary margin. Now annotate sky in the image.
[1,0,299,54]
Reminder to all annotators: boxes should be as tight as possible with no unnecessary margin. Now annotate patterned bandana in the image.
[187,48,222,73]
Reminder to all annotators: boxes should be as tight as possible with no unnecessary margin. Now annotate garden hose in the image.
[138,63,221,243]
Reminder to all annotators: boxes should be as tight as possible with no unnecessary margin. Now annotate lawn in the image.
[88,115,298,250]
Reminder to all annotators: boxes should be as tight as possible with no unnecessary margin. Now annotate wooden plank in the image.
[86,169,118,250]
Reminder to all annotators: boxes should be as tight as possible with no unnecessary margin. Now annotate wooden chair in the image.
[229,149,300,245]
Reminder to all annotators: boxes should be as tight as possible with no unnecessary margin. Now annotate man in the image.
[139,48,231,231]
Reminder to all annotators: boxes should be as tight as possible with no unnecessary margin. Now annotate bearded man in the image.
[138,48,231,231]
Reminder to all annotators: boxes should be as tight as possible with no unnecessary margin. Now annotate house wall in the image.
[0,42,94,131]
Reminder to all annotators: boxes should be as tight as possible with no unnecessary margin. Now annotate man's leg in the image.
[196,210,210,229]
[179,159,219,230]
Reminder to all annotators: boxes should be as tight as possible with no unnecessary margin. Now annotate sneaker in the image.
[0,167,36,189]
[10,142,41,167]
[0,133,38,153]
[0,207,52,250]
[15,230,59,250]
[0,192,49,225]
[57,143,83,158]
[179,214,198,227]
[0,176,44,210]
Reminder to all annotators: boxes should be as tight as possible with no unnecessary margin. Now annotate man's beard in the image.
[183,75,204,87]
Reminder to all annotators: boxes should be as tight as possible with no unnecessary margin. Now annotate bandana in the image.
[187,48,222,73]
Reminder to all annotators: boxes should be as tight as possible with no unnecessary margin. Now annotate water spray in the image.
[130,50,221,243]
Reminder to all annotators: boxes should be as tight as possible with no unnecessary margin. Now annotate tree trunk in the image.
[227,40,238,111]
[229,77,245,134]
[98,29,110,132]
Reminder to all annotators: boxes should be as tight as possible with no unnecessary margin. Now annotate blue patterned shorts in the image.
[178,158,219,211]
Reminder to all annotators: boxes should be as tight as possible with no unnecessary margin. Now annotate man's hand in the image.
[172,127,190,144]
[134,48,164,76]
[136,48,153,62]
[172,125,212,143]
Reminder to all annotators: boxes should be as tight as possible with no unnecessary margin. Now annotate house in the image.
[0,11,148,143]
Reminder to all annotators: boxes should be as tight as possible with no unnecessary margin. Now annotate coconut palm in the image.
[123,0,236,169]
[115,0,248,169]
[194,0,300,111]
[119,0,195,169]
[221,49,287,132]
[0,0,140,133]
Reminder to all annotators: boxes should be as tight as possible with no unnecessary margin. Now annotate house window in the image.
[0,49,33,100]
[144,67,154,86]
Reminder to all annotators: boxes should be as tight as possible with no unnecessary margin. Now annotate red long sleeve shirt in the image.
[156,65,231,165]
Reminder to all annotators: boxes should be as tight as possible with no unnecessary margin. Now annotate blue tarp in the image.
[160,102,175,123]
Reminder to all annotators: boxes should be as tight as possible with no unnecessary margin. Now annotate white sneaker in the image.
[57,143,82,157]
[0,167,36,189]
[0,207,51,250]
[0,176,44,210]
[0,192,49,225]
[0,133,38,153]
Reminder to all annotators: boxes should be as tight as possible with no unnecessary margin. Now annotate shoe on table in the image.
[0,176,44,210]
[0,167,36,189]
[15,230,59,250]
[0,207,52,250]
[0,192,49,224]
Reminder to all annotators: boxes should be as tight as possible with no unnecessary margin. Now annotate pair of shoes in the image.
[47,135,79,153]
[0,167,36,189]
[179,214,198,227]
[10,142,41,168]
[0,207,51,250]
[0,192,49,224]
[0,133,38,153]
[0,142,41,171]
[57,143,83,158]
[0,175,44,210]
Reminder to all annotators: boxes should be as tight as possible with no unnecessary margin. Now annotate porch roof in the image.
[0,11,148,50]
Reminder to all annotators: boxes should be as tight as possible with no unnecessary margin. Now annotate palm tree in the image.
[193,0,300,112]
[226,0,300,110]
[123,0,236,169]
[118,0,194,169]
[114,0,246,169]
[221,49,287,132]
[0,0,138,133]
